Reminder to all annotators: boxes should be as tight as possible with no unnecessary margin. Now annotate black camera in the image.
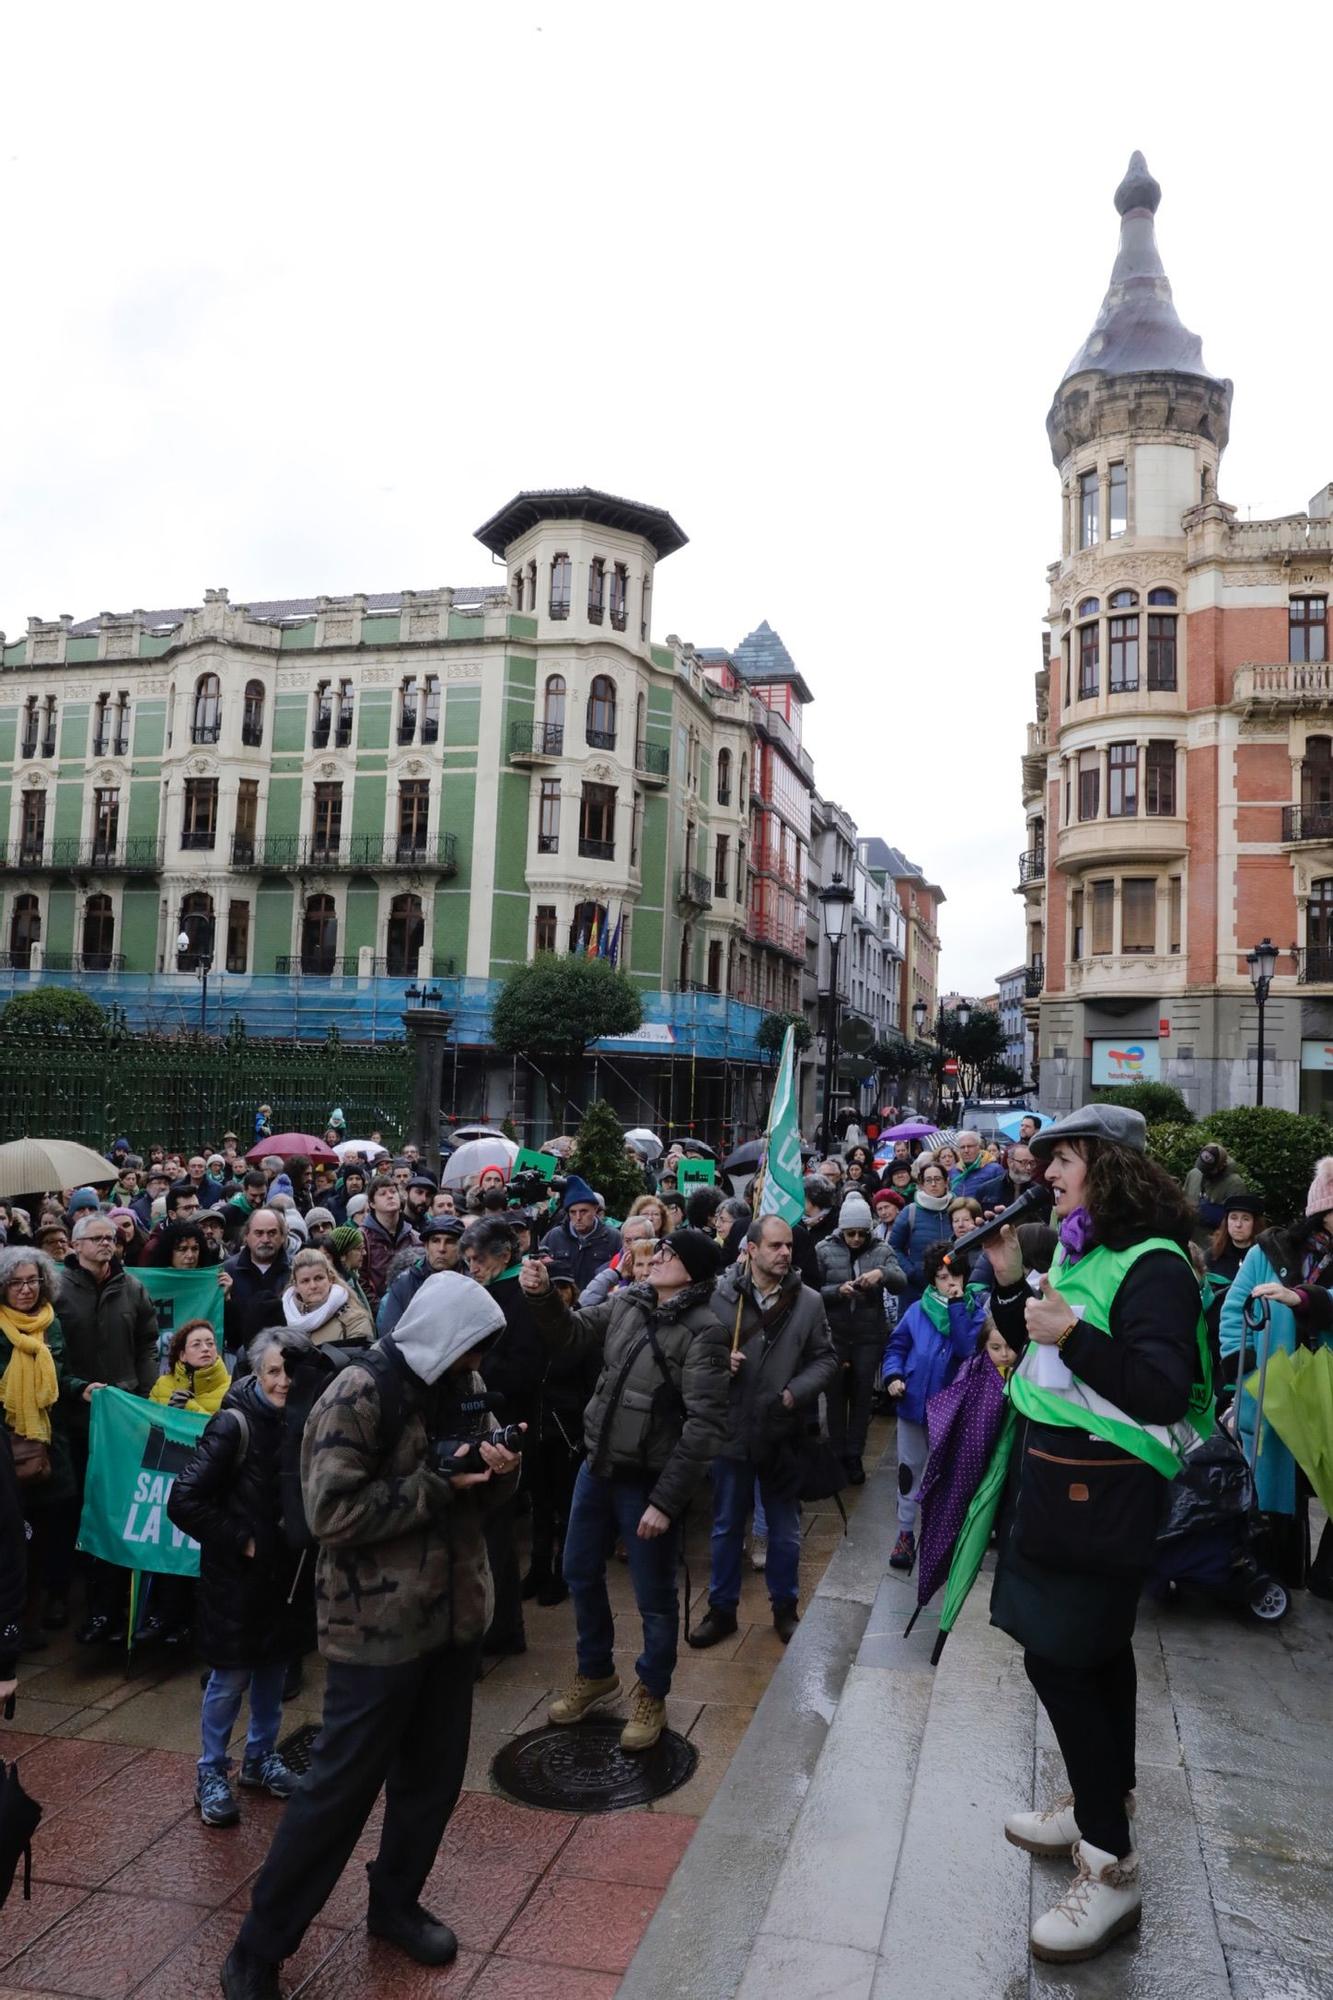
[432,1424,526,1477]
[508,1167,550,1205]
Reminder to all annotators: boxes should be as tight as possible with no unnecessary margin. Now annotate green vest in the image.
[1009,1237,1213,1479]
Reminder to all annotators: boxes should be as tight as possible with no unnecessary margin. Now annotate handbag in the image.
[6,1431,50,1485]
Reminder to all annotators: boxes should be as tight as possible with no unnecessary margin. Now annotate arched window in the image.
[82,894,115,971]
[1077,598,1100,618]
[242,680,265,747]
[1147,588,1177,606]
[543,675,566,751]
[549,554,572,620]
[301,894,337,975]
[569,900,606,953]
[9,895,40,969]
[386,893,424,976]
[1108,589,1139,609]
[176,891,214,970]
[738,754,748,809]
[586,675,617,748]
[1301,736,1333,835]
[707,939,723,993]
[191,673,221,743]
[717,747,732,805]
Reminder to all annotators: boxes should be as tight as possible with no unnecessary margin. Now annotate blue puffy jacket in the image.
[880,1287,990,1425]
[888,1199,955,1304]
[950,1158,1007,1209]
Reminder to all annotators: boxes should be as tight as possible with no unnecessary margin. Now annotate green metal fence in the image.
[0,1025,411,1152]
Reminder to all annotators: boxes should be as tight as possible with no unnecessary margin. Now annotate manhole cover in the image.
[275,1722,321,1774]
[491,1720,698,1813]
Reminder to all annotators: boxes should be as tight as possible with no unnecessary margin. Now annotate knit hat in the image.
[329,1224,363,1257]
[67,1188,102,1218]
[838,1193,875,1233]
[304,1207,336,1232]
[873,1187,907,1212]
[664,1227,724,1285]
[346,1193,369,1220]
[561,1174,598,1210]
[1307,1158,1333,1217]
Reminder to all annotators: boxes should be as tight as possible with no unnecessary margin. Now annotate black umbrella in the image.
[722,1138,817,1173]
[0,1696,42,1908]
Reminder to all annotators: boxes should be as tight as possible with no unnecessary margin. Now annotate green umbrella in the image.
[1246,1345,1333,1517]
[928,1409,1015,1665]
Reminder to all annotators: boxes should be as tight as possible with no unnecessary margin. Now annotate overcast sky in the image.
[4,3,1332,995]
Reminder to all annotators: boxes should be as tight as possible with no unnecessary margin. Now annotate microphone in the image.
[944,1182,1049,1264]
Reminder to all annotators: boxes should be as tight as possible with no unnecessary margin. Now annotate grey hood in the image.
[390,1270,506,1385]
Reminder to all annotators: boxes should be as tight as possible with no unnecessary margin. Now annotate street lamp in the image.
[177,919,215,1036]
[818,873,856,1150]
[912,994,971,1119]
[1246,937,1279,1106]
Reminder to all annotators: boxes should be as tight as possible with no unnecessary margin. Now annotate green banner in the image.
[512,1147,556,1181]
[76,1385,209,1576]
[757,1024,804,1226]
[137,1267,226,1364]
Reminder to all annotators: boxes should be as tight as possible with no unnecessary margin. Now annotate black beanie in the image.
[665,1226,724,1285]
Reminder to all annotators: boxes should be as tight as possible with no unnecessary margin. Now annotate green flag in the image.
[757,1023,804,1227]
[77,1385,209,1577]
[137,1267,226,1364]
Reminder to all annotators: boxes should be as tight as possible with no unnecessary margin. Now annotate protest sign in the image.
[76,1386,207,1577]
[137,1267,226,1367]
[677,1157,717,1187]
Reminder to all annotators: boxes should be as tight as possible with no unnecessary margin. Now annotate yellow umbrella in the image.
[1245,1345,1333,1518]
[0,1138,119,1201]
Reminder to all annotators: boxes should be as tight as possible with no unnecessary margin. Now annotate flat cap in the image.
[1028,1103,1147,1158]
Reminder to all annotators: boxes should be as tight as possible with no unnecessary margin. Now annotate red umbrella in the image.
[245,1132,341,1164]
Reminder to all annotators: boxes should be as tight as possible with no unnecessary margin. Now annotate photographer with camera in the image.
[519,1227,729,1751]
[221,1270,522,2000]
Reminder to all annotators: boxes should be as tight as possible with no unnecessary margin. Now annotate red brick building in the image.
[1022,152,1333,1116]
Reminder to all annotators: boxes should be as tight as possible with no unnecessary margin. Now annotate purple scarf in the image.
[1058,1205,1094,1265]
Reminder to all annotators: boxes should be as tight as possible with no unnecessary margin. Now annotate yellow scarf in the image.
[0,1300,58,1443]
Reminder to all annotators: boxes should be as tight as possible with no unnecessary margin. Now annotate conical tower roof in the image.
[1059,152,1222,387]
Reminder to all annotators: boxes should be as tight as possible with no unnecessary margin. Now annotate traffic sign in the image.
[943,1059,960,1075]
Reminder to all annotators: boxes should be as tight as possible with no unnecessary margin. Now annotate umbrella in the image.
[877,1120,938,1145]
[914,1352,1008,1609]
[0,1138,118,1200]
[448,1124,509,1146]
[996,1110,1054,1141]
[441,1135,518,1189]
[245,1132,341,1164]
[624,1127,664,1163]
[1249,1344,1333,1517]
[928,1410,1016,1664]
[724,1136,817,1173]
[333,1139,389,1164]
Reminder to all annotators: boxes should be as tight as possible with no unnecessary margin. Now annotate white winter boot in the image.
[1029,1840,1141,1963]
[1005,1789,1135,1855]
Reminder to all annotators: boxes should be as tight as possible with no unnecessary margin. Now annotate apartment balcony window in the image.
[578,781,616,860]
[397,780,430,859]
[550,553,572,621]
[181,778,219,851]
[191,673,222,744]
[10,895,40,968]
[586,675,616,750]
[335,680,354,747]
[537,778,560,855]
[242,680,265,747]
[226,900,250,974]
[310,782,343,861]
[1122,877,1156,954]
[1079,468,1100,548]
[421,676,440,745]
[1107,742,1138,817]
[610,562,628,631]
[1146,741,1176,816]
[92,788,120,861]
[1109,460,1127,537]
[397,677,418,745]
[18,791,45,865]
[81,894,115,971]
[386,892,424,975]
[1108,595,1139,692]
[1077,749,1100,821]
[587,557,606,625]
[312,681,332,749]
[20,700,38,761]
[1290,596,1327,666]
[1078,606,1099,699]
[301,894,338,975]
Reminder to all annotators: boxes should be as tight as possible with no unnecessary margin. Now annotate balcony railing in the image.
[180,829,218,851]
[585,728,617,751]
[230,834,459,873]
[0,950,128,972]
[1235,662,1333,706]
[1019,847,1046,884]
[273,954,458,978]
[635,739,669,777]
[191,722,222,744]
[678,868,713,909]
[536,833,558,854]
[0,838,164,873]
[241,724,264,748]
[1282,805,1333,843]
[578,836,615,861]
[745,908,805,959]
[509,720,565,758]
[1024,955,1045,998]
[1295,947,1333,983]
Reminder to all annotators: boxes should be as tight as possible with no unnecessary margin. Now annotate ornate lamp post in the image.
[818,874,856,1150]
[177,918,215,1036]
[913,993,971,1120]
[1246,938,1279,1106]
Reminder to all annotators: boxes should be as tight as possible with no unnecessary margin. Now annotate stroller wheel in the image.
[1248,1578,1290,1624]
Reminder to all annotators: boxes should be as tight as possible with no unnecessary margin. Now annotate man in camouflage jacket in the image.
[224,1274,520,2000]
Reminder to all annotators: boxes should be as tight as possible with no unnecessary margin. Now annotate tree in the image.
[569,1096,649,1220]
[1195,1108,1333,1225]
[936,1008,1009,1101]
[1094,1080,1195,1126]
[757,1012,812,1061]
[0,989,106,1036]
[490,956,643,1119]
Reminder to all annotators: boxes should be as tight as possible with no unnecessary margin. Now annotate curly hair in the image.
[1076,1140,1195,1251]
[0,1244,61,1305]
[166,1316,218,1373]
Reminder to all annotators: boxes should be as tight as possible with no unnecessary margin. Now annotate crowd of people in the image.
[0,1102,1330,1989]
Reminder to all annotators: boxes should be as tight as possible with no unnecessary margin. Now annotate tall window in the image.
[587,557,606,624]
[714,833,730,898]
[1108,591,1139,691]
[234,779,259,864]
[176,892,213,968]
[1109,461,1127,537]
[1169,877,1182,956]
[630,794,641,866]
[92,787,120,860]
[550,554,572,620]
[526,560,537,612]
[92,693,111,757]
[397,677,418,744]
[40,696,57,757]
[1077,749,1100,821]
[707,939,723,993]
[534,905,557,954]
[113,691,130,753]
[386,893,424,975]
[1079,469,1100,548]
[311,782,343,859]
[226,899,250,974]
[543,674,566,747]
[191,674,221,743]
[9,895,40,968]
[739,753,747,808]
[421,676,440,745]
[182,777,218,849]
[537,778,560,853]
[18,790,46,862]
[1071,888,1084,960]
[397,780,430,857]
[1107,742,1138,817]
[610,562,628,631]
[1147,590,1178,689]
[301,894,337,975]
[717,747,732,805]
[1122,878,1156,954]
[242,680,265,747]
[1290,596,1327,665]
[81,894,114,970]
[1089,880,1114,955]
[678,923,692,989]
[586,675,616,748]
[313,680,332,747]
[1146,741,1177,816]
[1078,605,1099,698]
[579,782,616,859]
[20,698,38,760]
[335,678,354,747]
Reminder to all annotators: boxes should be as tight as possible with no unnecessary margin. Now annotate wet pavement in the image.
[0,1438,875,1997]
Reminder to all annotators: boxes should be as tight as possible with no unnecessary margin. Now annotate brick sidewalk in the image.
[0,1424,887,1996]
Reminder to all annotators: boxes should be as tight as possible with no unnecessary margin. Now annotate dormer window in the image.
[550,554,572,621]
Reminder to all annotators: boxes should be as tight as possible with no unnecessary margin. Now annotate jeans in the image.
[239,1642,478,1964]
[562,1460,682,1698]
[894,1417,930,1530]
[1024,1645,1137,1857]
[199,1661,286,1775]
[825,1345,879,1460]
[708,1456,800,1611]
[753,1483,769,1541]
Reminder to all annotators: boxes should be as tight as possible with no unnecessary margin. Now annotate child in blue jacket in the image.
[881,1242,989,1571]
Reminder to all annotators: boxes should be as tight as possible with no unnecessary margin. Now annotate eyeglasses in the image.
[9,1276,39,1291]
[82,1234,116,1246]
[650,1244,679,1262]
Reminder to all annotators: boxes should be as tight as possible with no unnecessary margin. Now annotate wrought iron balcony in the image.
[1295,947,1333,983]
[191,722,222,744]
[0,838,164,873]
[230,834,458,873]
[241,724,264,748]
[509,720,565,759]
[678,868,713,909]
[578,836,615,861]
[38,951,128,973]
[635,739,669,781]
[1019,847,1046,884]
[585,728,617,751]
[1024,955,1045,998]
[1282,805,1333,844]
[272,954,457,978]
